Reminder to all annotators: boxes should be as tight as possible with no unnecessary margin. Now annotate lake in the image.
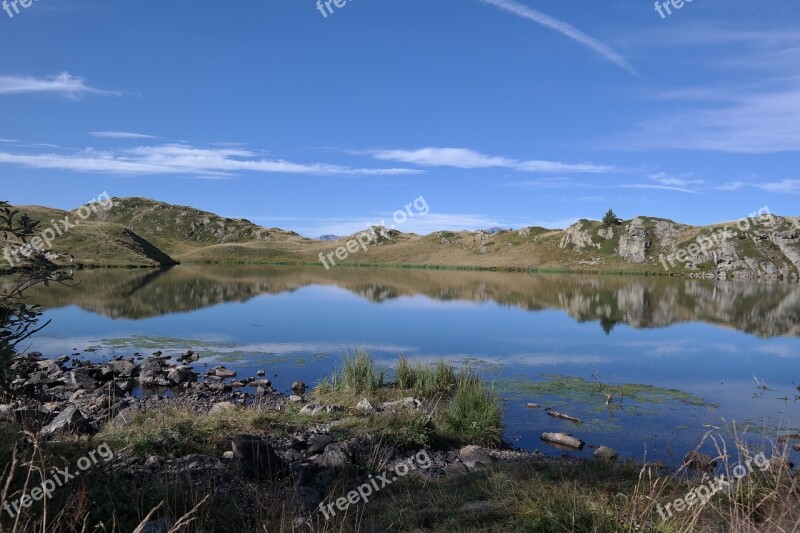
[13,265,800,467]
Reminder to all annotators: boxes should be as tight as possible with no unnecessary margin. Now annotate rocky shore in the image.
[3,351,590,530]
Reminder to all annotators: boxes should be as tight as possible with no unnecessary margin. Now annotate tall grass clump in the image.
[318,349,385,394]
[395,356,456,396]
[440,365,503,447]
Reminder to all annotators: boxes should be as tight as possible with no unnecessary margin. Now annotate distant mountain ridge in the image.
[4,197,799,282]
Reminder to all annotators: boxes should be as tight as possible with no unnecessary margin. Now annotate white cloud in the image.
[757,179,800,194]
[0,72,121,98]
[619,184,698,194]
[90,131,156,139]
[718,180,800,195]
[480,0,637,75]
[0,143,422,177]
[647,172,704,188]
[368,147,615,173]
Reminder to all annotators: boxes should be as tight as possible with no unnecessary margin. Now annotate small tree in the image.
[603,209,620,226]
[0,201,71,387]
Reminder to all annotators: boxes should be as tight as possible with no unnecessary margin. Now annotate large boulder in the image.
[39,406,89,436]
[106,359,140,378]
[320,443,352,470]
[166,365,197,385]
[69,368,99,390]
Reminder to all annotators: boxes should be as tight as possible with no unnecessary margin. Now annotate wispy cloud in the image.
[618,183,698,194]
[606,27,800,153]
[505,174,701,194]
[0,73,121,98]
[479,0,637,75]
[617,86,800,153]
[719,179,800,195]
[90,131,156,139]
[0,143,422,177]
[368,147,615,173]
[618,174,703,194]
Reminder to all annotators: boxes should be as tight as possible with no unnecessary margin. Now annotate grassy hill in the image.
[2,205,176,269]
[81,197,305,256]
[4,198,800,281]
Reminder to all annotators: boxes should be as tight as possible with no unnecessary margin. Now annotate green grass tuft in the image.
[440,366,504,447]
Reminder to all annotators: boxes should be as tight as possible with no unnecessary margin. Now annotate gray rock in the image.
[443,462,469,476]
[291,381,306,395]
[231,435,287,479]
[458,445,495,471]
[618,218,650,263]
[106,359,140,378]
[113,407,141,427]
[210,367,236,379]
[69,368,98,390]
[355,398,374,414]
[299,404,321,415]
[209,401,236,415]
[380,397,422,411]
[307,435,334,455]
[40,405,88,436]
[320,443,352,470]
[166,365,197,385]
[36,359,62,376]
[594,446,618,462]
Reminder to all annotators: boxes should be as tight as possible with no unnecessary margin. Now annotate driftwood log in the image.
[546,409,582,424]
[540,432,585,449]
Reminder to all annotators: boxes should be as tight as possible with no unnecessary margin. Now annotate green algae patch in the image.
[500,374,715,409]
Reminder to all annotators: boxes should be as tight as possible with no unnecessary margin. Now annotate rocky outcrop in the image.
[618,218,650,263]
[559,222,599,250]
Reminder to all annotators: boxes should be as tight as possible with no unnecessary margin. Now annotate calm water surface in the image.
[14,265,800,467]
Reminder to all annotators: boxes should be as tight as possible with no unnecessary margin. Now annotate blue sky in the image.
[1,0,798,237]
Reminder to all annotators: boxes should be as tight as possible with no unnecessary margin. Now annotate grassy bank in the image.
[1,353,798,532]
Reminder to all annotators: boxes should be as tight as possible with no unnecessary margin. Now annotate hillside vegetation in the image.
[2,205,176,269]
[81,197,304,256]
[4,199,800,281]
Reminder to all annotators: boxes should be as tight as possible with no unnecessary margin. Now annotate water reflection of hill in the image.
[12,266,800,337]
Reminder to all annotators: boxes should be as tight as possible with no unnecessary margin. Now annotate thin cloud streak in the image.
[480,0,638,75]
[0,73,121,98]
[0,143,422,177]
[369,147,616,173]
[90,131,157,139]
